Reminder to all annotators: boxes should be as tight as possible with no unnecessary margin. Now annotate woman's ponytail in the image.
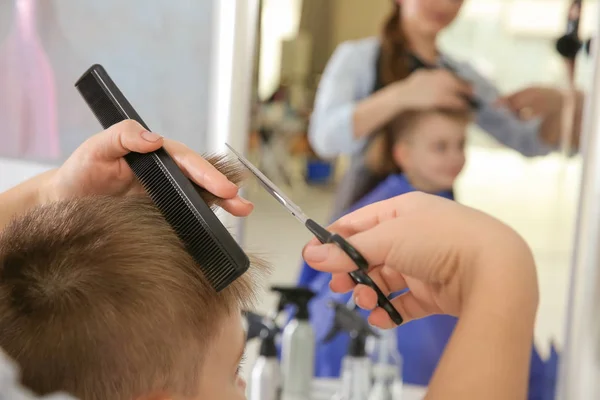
[365,4,411,177]
[379,3,411,86]
[349,3,412,206]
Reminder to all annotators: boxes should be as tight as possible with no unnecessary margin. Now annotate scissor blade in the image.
[225,143,308,224]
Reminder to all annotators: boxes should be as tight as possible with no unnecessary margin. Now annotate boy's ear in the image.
[392,142,410,171]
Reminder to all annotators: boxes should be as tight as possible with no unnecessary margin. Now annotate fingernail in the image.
[141,131,162,142]
[239,196,253,206]
[304,244,329,262]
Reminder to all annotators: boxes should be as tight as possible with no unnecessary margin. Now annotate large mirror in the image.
[243,0,593,397]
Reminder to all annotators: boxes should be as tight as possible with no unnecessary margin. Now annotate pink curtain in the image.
[0,0,60,160]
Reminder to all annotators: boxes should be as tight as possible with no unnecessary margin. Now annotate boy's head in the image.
[367,109,471,192]
[0,157,266,400]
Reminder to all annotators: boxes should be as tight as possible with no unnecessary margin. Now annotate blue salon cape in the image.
[296,174,550,399]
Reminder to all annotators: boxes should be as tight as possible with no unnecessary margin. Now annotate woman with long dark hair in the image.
[307,0,581,224]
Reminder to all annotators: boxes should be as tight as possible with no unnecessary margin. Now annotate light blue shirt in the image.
[309,37,553,159]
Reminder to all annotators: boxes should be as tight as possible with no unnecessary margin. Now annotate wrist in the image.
[465,231,538,318]
[390,81,414,113]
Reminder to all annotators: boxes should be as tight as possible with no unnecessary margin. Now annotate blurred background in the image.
[0,0,595,395]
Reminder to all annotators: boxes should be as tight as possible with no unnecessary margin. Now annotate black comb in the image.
[75,64,249,292]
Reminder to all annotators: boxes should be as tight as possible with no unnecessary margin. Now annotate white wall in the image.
[258,0,303,98]
[330,0,388,48]
[0,1,217,162]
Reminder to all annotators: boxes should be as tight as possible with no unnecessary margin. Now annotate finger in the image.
[330,261,408,296]
[303,194,435,272]
[305,236,321,248]
[86,120,164,161]
[494,97,509,108]
[449,79,474,98]
[164,139,239,200]
[302,231,391,273]
[368,308,398,329]
[302,202,414,273]
[438,70,474,96]
[517,107,537,120]
[495,95,518,112]
[329,273,356,293]
[218,196,254,217]
[367,292,432,329]
[354,285,378,310]
[353,267,409,310]
[438,95,470,111]
[302,210,393,260]
[502,90,538,113]
[381,266,409,295]
[324,196,406,238]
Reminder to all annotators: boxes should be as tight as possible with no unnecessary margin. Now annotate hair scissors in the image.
[226,144,403,325]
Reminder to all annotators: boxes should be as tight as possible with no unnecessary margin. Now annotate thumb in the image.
[494,92,518,109]
[302,219,398,273]
[494,96,509,107]
[85,120,164,161]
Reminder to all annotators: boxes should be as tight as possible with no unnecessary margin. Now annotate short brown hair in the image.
[365,109,472,175]
[0,155,268,400]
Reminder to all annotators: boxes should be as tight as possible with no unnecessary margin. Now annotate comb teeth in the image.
[75,64,249,292]
[127,152,241,290]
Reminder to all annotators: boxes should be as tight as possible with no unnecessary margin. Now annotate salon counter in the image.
[312,378,427,399]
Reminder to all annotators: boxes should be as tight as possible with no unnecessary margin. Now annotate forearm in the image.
[539,89,584,149]
[427,246,538,400]
[352,82,406,140]
[0,169,55,230]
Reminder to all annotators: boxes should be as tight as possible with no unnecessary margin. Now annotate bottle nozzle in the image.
[270,286,316,320]
[242,311,280,357]
[323,301,379,357]
[243,311,266,341]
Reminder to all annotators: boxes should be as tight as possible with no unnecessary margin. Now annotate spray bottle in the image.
[368,328,403,400]
[271,286,316,400]
[243,311,282,400]
[323,301,379,400]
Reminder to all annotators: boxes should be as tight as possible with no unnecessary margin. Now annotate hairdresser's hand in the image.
[496,86,563,120]
[43,120,253,216]
[397,69,473,111]
[302,192,538,328]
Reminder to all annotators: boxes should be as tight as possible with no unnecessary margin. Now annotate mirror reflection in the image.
[244,0,591,398]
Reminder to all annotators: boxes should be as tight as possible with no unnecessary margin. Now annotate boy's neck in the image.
[403,172,449,194]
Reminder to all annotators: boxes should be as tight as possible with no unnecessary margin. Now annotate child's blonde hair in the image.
[0,156,268,400]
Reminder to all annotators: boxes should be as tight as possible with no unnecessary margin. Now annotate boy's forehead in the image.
[409,113,468,135]
[420,111,470,125]
[211,310,245,353]
[198,311,246,378]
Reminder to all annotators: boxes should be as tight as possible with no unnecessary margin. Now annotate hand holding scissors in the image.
[226,144,403,325]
